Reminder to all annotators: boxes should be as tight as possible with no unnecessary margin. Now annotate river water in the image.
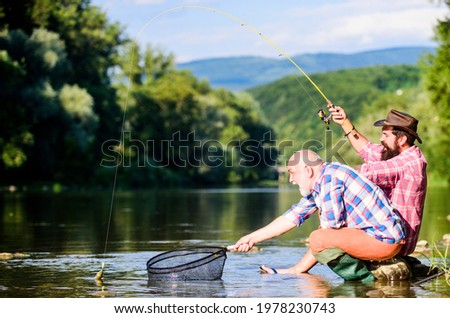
[0,186,449,298]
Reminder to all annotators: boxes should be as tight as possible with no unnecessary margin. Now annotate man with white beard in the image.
[233,150,406,281]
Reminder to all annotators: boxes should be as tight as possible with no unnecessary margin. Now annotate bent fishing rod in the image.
[131,5,335,128]
[98,5,336,281]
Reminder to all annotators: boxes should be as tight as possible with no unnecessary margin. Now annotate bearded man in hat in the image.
[328,102,427,260]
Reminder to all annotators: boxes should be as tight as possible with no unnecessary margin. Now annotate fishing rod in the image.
[413,270,445,286]
[98,5,335,281]
[133,5,334,127]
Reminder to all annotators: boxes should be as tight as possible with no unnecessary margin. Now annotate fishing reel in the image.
[317,103,335,129]
[317,109,332,129]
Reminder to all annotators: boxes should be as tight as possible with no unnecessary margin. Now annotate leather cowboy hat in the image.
[374,110,422,143]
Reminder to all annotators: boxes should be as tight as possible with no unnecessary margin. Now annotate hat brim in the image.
[373,119,385,127]
[373,120,422,144]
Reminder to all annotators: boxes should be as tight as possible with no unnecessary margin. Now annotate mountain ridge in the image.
[177,46,434,91]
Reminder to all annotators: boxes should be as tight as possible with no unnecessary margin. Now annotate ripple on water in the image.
[0,245,449,298]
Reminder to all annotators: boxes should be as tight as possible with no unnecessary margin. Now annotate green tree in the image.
[114,42,277,186]
[0,28,98,181]
[422,0,450,181]
[249,65,422,164]
[0,0,124,184]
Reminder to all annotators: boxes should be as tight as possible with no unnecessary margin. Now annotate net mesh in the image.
[147,246,227,281]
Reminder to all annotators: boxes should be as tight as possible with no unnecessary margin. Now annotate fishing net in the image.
[147,246,227,281]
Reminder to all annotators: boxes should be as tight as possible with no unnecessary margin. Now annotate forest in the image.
[0,0,448,189]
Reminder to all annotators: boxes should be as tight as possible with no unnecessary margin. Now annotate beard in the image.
[381,141,401,160]
[299,174,312,196]
[299,187,311,197]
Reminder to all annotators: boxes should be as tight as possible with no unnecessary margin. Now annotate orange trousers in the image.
[309,228,403,261]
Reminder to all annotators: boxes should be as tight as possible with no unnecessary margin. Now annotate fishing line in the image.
[137,5,330,102]
[278,56,321,109]
[99,5,333,277]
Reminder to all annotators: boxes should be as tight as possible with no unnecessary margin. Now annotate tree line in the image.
[0,0,448,188]
[0,0,276,188]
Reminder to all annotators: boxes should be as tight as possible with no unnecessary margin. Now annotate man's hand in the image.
[233,235,256,252]
[233,216,296,252]
[327,102,348,126]
[327,101,368,152]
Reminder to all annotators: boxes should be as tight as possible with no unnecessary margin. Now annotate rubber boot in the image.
[313,247,375,282]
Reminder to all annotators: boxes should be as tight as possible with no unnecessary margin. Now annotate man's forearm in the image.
[341,118,368,153]
[328,103,369,153]
[234,215,296,252]
[249,215,296,244]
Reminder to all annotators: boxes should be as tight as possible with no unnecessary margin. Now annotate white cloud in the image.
[310,7,444,49]
[93,0,448,60]
[134,0,217,5]
[134,0,166,5]
[264,0,447,54]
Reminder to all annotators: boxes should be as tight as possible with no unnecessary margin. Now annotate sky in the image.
[91,0,448,62]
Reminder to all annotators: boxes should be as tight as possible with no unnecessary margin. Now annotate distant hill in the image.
[247,64,422,160]
[177,47,434,91]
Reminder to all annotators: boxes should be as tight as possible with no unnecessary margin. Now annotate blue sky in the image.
[92,0,448,62]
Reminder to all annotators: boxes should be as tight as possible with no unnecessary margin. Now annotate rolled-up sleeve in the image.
[283,195,318,226]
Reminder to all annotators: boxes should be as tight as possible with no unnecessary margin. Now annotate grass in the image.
[430,242,450,286]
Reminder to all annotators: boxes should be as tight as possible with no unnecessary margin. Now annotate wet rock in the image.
[93,289,116,297]
[416,240,428,247]
[443,234,450,244]
[367,257,411,281]
[0,252,30,260]
[366,289,385,298]
[413,240,431,255]
[0,253,14,260]
[13,253,30,259]
[373,280,415,297]
[299,237,310,246]
[410,262,438,277]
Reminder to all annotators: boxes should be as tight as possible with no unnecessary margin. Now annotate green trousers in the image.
[313,248,375,282]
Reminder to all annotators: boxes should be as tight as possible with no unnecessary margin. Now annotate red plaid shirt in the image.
[358,142,427,255]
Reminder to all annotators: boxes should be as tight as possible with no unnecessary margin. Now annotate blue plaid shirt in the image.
[284,162,405,244]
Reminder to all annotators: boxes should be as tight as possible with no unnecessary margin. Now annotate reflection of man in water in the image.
[328,104,427,259]
[233,150,405,281]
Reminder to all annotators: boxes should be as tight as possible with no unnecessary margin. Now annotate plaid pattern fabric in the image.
[358,142,427,255]
[284,163,405,244]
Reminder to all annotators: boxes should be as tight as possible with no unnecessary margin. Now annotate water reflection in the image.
[329,280,417,298]
[371,280,416,297]
[0,186,449,298]
[259,273,332,298]
[1,248,449,298]
[0,188,318,253]
[147,280,227,297]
